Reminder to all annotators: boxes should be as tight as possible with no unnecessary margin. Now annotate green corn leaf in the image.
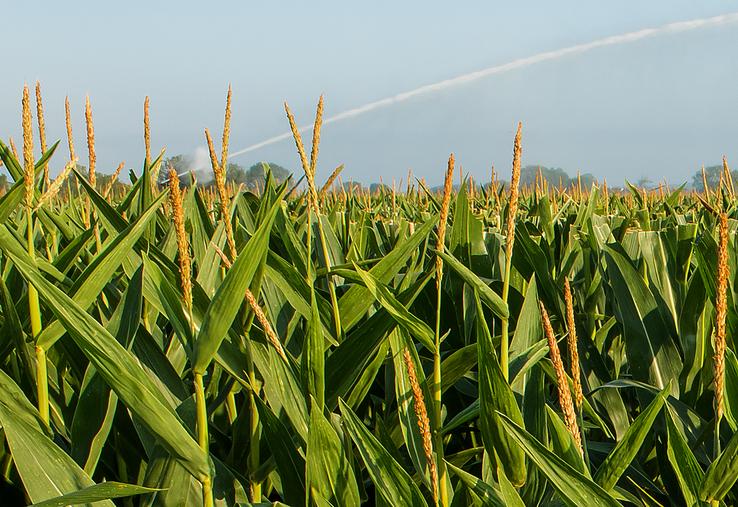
[73,167,129,233]
[325,270,432,408]
[193,191,283,373]
[437,248,508,319]
[142,255,196,345]
[30,482,160,507]
[306,403,361,506]
[338,214,437,331]
[546,405,587,475]
[497,466,527,507]
[520,364,549,506]
[439,342,477,393]
[0,224,210,481]
[35,189,168,350]
[665,407,707,506]
[249,339,309,440]
[593,385,668,490]
[499,413,621,507]
[303,286,326,408]
[0,369,115,505]
[509,275,543,358]
[353,262,436,352]
[700,417,738,501]
[254,396,306,505]
[603,244,682,394]
[474,290,527,487]
[0,177,30,223]
[105,262,145,346]
[389,329,436,495]
[266,250,335,342]
[445,462,507,507]
[345,337,389,410]
[339,398,427,506]
[70,364,118,475]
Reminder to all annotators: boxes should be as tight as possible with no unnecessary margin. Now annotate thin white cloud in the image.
[228,11,738,159]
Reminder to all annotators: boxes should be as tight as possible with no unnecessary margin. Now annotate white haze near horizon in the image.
[1,1,738,186]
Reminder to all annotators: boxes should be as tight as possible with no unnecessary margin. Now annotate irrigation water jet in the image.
[229,12,738,159]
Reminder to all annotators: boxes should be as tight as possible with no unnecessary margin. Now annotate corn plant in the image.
[1,85,738,506]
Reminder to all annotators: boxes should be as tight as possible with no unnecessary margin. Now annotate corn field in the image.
[1,85,737,506]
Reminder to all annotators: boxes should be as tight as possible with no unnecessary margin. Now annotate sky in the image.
[2,1,738,186]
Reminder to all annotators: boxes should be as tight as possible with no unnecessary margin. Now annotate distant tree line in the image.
[0,163,130,198]
[0,157,292,195]
[518,165,597,189]
[691,165,737,192]
[423,166,598,192]
[1,160,731,195]
[158,155,290,189]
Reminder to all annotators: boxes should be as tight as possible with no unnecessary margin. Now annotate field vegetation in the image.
[0,84,737,506]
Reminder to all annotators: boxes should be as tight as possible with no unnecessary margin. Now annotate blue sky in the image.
[2,1,738,185]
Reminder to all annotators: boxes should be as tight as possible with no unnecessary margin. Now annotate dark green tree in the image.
[341,180,364,192]
[225,163,247,184]
[520,165,570,187]
[95,172,129,194]
[692,165,738,192]
[229,162,290,188]
[370,183,391,193]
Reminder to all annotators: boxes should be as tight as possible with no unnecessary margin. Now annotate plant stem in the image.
[1,452,12,482]
[314,211,342,341]
[240,272,264,501]
[194,372,213,507]
[194,375,208,450]
[248,378,261,501]
[243,335,261,502]
[35,346,49,425]
[114,431,135,507]
[225,390,238,424]
[202,477,213,507]
[714,414,721,459]
[500,255,512,381]
[26,208,47,426]
[434,284,448,507]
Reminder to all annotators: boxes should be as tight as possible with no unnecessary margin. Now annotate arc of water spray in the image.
[229,12,738,159]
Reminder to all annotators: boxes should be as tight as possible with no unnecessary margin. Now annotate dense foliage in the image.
[1,95,738,506]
